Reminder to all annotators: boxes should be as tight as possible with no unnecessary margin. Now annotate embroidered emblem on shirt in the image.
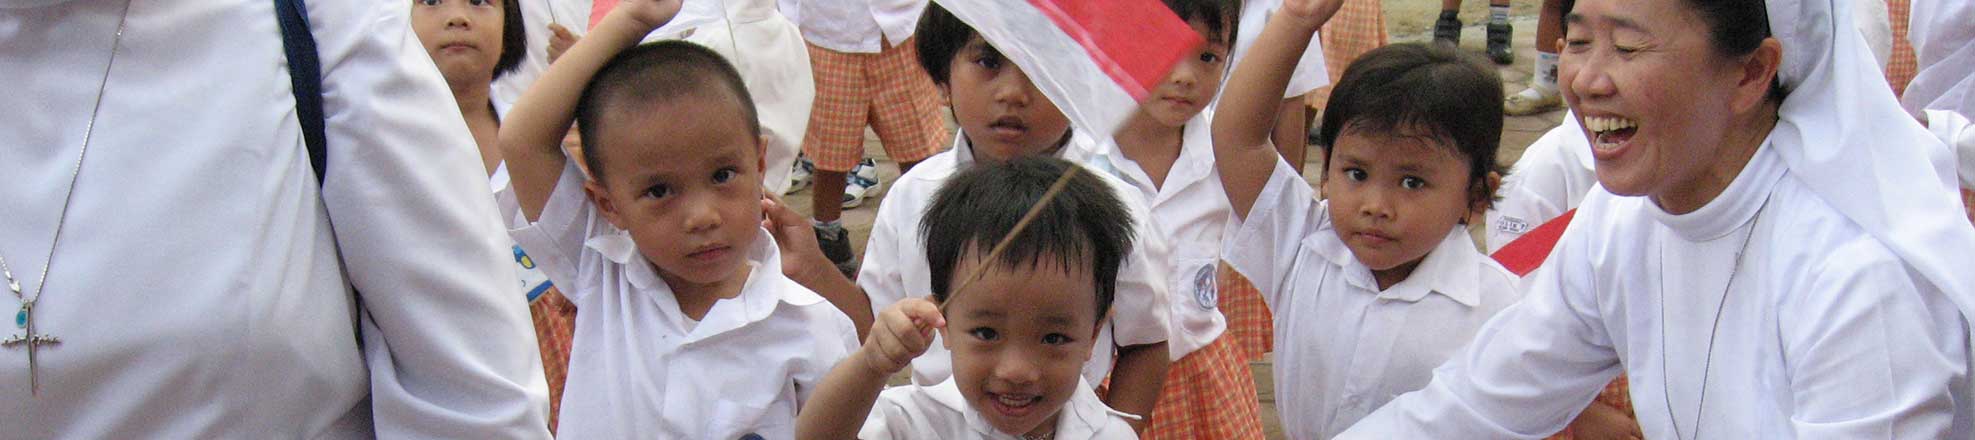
[1192,264,1218,309]
[1497,216,1532,234]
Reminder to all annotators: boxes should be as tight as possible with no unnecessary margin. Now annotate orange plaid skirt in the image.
[1219,262,1274,361]
[1886,0,1917,96]
[1142,333,1266,440]
[802,39,950,172]
[530,288,578,431]
[1306,0,1387,109]
[1547,376,1635,439]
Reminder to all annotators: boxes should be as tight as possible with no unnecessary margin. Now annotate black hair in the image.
[492,0,527,79]
[921,157,1135,320]
[1317,43,1505,206]
[573,41,761,181]
[915,4,975,86]
[1163,0,1241,47]
[1561,0,1785,102]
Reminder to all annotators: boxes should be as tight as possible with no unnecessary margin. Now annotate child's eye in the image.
[1198,51,1221,64]
[644,184,671,199]
[969,328,1000,341]
[974,51,1004,70]
[416,0,441,6]
[469,0,493,6]
[1401,176,1427,189]
[712,168,737,184]
[1343,168,1368,182]
[1041,333,1074,345]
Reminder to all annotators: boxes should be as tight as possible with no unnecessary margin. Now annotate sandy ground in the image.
[780,2,1562,437]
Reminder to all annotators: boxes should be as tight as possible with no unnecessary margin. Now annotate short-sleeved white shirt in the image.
[788,0,928,53]
[858,377,1140,439]
[509,163,859,439]
[1223,159,1523,439]
[857,133,1174,389]
[1084,113,1232,359]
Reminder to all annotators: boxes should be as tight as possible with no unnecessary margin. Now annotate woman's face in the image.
[1559,0,1772,212]
[412,0,506,89]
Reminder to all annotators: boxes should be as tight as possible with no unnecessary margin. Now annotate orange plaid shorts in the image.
[802,40,950,172]
[1886,0,1917,96]
[1306,0,1388,109]
[530,288,578,431]
[1220,262,1274,361]
[1142,333,1267,440]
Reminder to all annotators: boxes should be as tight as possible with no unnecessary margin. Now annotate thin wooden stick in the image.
[940,166,1083,312]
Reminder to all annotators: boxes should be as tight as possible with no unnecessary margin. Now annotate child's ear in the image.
[584,180,628,229]
[937,83,952,107]
[756,133,770,176]
[1467,171,1503,222]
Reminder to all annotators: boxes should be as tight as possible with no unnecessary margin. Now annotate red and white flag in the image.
[934,0,1205,135]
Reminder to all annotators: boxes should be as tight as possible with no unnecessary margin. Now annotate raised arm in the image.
[1213,0,1341,219]
[499,0,680,222]
[796,299,946,440]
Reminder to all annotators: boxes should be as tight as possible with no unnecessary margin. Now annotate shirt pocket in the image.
[705,397,797,440]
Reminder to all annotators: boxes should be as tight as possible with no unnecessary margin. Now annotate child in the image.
[795,156,1142,439]
[1212,1,1524,438]
[790,0,952,276]
[497,1,857,437]
[777,4,1175,427]
[410,0,578,430]
[1085,0,1265,437]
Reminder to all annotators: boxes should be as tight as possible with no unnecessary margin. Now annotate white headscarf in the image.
[1903,0,1975,117]
[1766,0,1975,391]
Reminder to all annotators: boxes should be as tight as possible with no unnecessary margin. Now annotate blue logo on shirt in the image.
[1193,263,1218,309]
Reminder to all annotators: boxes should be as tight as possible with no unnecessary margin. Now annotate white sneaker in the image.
[841,158,883,209]
[786,155,815,195]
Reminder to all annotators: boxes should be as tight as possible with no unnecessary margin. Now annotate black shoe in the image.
[1433,11,1462,47]
[814,224,860,278]
[1486,22,1515,64]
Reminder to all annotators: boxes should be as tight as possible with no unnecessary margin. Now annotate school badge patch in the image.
[1192,263,1217,309]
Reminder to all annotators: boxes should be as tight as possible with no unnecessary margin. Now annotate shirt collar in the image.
[582,227,821,339]
[926,376,1137,438]
[1312,223,1485,307]
[1088,112,1218,203]
[953,130,1097,171]
[1647,141,1785,241]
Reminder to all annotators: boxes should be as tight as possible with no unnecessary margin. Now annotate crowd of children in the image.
[415,0,1975,437]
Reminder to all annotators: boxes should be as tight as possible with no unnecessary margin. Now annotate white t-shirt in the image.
[859,377,1140,439]
[858,133,1174,388]
[1084,113,1232,359]
[1224,159,1524,440]
[1485,114,1596,253]
[789,0,928,53]
[509,163,858,438]
[1338,144,1973,439]
[0,1,549,436]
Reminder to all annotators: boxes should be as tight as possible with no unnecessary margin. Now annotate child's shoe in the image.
[1486,22,1515,64]
[1433,11,1462,47]
[1504,85,1562,116]
[813,223,860,278]
[786,155,815,195]
[841,158,883,209]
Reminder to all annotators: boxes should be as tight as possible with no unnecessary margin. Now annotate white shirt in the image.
[1226,0,1330,101]
[789,0,929,54]
[1485,114,1596,253]
[510,163,859,439]
[1339,143,1973,439]
[1085,114,1231,359]
[859,377,1141,439]
[0,1,550,437]
[858,133,1173,388]
[1224,159,1524,440]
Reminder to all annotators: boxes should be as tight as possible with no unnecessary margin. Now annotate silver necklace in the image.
[2,0,132,397]
[1657,197,1769,440]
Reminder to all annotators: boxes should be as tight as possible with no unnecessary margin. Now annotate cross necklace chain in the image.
[1658,197,1770,440]
[2,0,132,396]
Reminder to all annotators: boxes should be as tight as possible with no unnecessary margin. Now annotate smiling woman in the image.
[1334,0,1975,437]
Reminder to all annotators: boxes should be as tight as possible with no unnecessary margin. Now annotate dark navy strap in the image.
[275,0,328,185]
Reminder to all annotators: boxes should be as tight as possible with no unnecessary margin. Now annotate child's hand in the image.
[1279,0,1347,30]
[760,194,836,285]
[546,23,578,64]
[857,298,946,377]
[1564,401,1642,440]
[607,0,683,32]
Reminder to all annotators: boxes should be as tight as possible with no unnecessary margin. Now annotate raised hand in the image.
[1279,0,1347,29]
[607,0,683,33]
[546,23,577,64]
[857,298,945,376]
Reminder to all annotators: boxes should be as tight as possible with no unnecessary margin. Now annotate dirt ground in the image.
[781,2,1562,437]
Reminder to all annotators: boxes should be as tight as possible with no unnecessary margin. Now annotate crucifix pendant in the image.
[4,297,59,396]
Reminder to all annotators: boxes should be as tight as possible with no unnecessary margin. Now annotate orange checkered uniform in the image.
[1139,263,1273,440]
[802,39,951,172]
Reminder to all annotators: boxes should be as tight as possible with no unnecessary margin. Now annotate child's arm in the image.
[499,0,681,222]
[1105,342,1169,432]
[1563,400,1643,440]
[1212,0,1343,220]
[795,299,946,440]
[764,195,876,336]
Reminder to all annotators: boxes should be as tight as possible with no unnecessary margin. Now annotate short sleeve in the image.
[1221,158,1321,308]
[858,189,915,319]
[1106,176,1175,347]
[507,161,604,302]
[857,387,931,440]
